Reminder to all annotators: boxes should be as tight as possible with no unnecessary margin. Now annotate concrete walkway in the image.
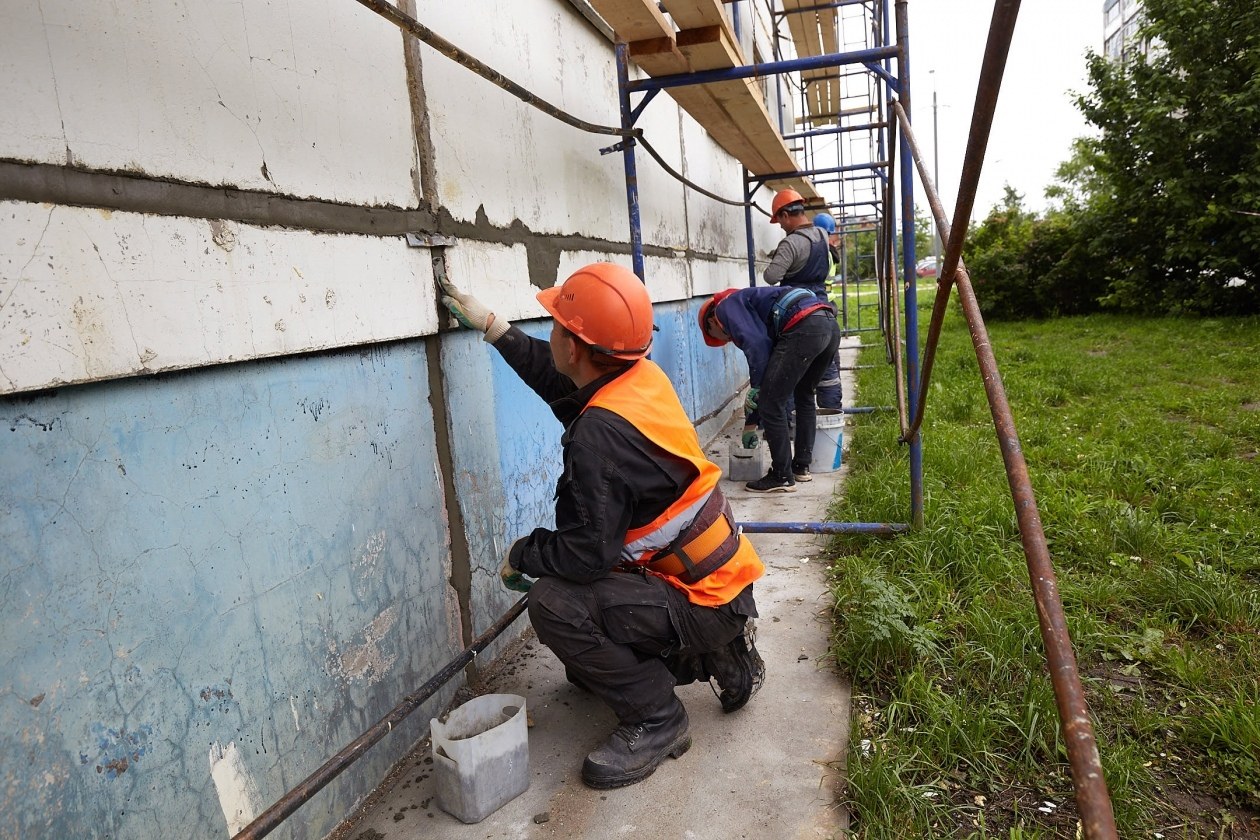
[334,344,860,840]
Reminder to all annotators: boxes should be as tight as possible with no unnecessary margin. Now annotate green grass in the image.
[829,310,1260,838]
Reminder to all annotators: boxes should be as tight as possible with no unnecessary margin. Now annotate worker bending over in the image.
[441,263,765,790]
[699,286,841,492]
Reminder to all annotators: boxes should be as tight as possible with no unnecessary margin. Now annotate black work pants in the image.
[759,310,842,478]
[527,573,753,724]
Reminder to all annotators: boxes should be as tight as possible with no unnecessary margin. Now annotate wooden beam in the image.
[585,0,675,43]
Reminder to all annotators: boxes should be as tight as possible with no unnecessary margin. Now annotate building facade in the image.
[0,1,792,837]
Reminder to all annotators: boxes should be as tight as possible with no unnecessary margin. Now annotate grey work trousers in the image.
[527,572,754,724]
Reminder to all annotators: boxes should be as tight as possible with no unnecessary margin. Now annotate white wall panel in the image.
[415,0,687,250]
[442,240,550,323]
[0,203,437,394]
[691,255,752,297]
[0,0,418,207]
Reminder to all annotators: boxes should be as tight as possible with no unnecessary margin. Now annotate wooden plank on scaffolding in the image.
[591,0,817,199]
[662,0,743,62]
[782,0,840,126]
[673,26,816,198]
[586,0,676,42]
[630,38,773,174]
[818,7,841,124]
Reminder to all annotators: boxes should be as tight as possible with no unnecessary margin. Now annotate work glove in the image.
[741,429,759,449]
[440,278,510,342]
[499,553,532,593]
[744,386,760,413]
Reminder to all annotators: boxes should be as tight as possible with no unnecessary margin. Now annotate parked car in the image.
[915,257,938,278]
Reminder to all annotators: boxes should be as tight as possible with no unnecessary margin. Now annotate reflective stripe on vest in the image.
[584,359,765,607]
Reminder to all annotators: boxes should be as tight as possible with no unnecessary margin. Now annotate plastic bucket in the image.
[431,694,529,824]
[810,409,844,474]
[727,439,765,482]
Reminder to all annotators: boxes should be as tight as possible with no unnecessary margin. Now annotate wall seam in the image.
[399,0,478,661]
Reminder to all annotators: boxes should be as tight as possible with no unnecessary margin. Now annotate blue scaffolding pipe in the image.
[628,88,659,125]
[738,522,909,535]
[749,160,887,185]
[863,60,898,89]
[894,1,923,528]
[626,45,899,93]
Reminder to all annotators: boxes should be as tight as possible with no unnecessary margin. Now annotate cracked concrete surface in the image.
[332,338,862,840]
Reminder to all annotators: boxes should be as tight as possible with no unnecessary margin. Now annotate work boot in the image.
[702,619,766,713]
[581,700,691,790]
[746,470,795,493]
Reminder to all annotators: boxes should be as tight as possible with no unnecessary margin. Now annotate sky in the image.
[903,0,1103,222]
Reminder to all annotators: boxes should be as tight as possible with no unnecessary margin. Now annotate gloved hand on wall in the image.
[499,553,533,593]
[440,278,510,342]
[744,386,760,413]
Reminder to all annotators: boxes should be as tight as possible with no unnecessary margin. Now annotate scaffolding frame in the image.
[615,0,919,534]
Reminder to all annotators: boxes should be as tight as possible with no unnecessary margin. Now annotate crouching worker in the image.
[698,286,841,492]
[440,263,766,790]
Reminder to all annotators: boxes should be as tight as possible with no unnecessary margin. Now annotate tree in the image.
[1074,0,1260,314]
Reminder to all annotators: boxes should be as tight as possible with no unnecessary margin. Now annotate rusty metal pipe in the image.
[890,70,1120,840]
[950,265,1118,840]
[899,98,1117,836]
[938,0,1021,295]
[232,596,530,840]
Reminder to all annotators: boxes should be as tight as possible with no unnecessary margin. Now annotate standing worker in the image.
[765,190,843,412]
[813,211,843,306]
[698,286,841,491]
[439,263,766,790]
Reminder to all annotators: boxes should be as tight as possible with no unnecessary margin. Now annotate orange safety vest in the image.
[585,359,765,607]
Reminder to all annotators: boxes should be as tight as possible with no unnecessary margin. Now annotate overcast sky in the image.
[904,0,1103,222]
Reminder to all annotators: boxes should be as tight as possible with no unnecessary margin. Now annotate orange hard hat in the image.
[770,188,805,221]
[536,263,654,360]
[697,288,739,347]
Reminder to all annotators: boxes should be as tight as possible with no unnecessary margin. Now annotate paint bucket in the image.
[810,409,844,474]
[431,694,529,824]
[727,439,765,482]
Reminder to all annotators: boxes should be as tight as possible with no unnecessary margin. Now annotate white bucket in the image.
[810,409,844,474]
[431,693,529,824]
[727,439,765,482]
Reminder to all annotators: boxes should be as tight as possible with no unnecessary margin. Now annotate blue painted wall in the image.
[0,300,746,839]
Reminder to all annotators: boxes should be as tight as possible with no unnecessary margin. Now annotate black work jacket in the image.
[494,327,698,583]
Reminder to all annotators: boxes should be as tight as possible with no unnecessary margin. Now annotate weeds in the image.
[830,312,1260,836]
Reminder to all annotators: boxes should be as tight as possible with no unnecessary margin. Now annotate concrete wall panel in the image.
[0,203,437,395]
[442,240,550,324]
[0,0,418,206]
[439,323,563,663]
[416,0,687,249]
[0,343,461,840]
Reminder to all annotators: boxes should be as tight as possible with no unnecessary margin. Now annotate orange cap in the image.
[698,288,738,347]
[537,263,654,360]
[770,188,805,221]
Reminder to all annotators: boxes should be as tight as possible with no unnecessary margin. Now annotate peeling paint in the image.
[327,605,399,686]
[208,219,236,252]
[80,722,153,779]
[209,742,262,835]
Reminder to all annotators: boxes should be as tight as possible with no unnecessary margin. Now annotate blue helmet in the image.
[813,212,836,234]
